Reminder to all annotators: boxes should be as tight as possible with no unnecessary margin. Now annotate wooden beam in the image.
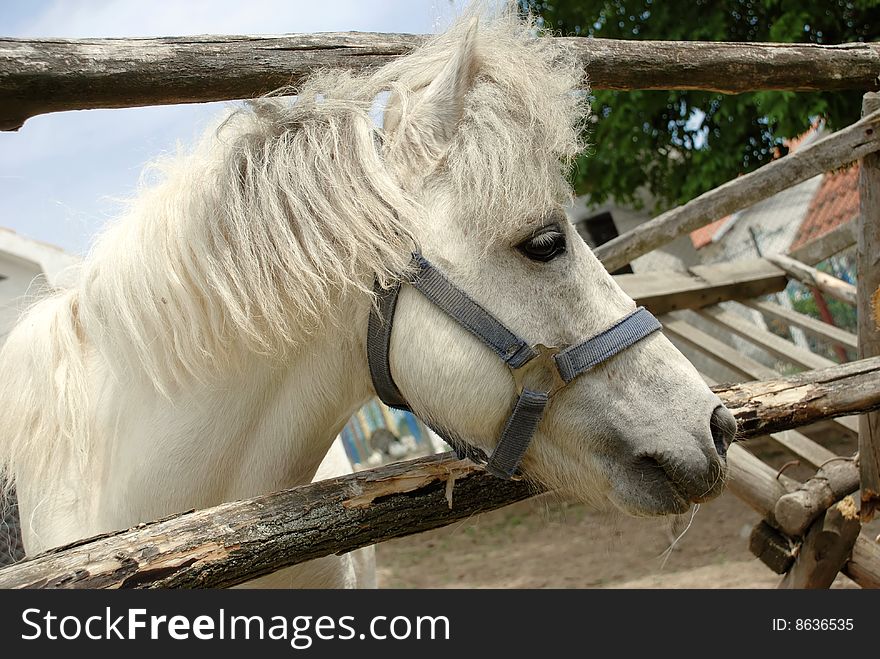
[740,299,858,350]
[697,374,834,469]
[729,443,877,589]
[0,455,535,589]
[594,109,880,273]
[715,357,880,440]
[697,305,836,371]
[733,445,877,588]
[766,254,858,306]
[778,496,861,589]
[2,34,880,130]
[858,91,880,522]
[774,458,861,536]
[615,258,787,316]
[1,358,880,589]
[750,521,797,574]
[847,531,880,588]
[787,218,858,266]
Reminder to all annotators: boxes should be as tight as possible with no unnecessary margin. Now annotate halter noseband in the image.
[367,252,661,480]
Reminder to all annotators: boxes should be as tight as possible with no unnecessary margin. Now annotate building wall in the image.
[0,252,45,343]
[698,175,823,265]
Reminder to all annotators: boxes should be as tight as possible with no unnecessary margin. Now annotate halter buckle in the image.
[509,344,566,398]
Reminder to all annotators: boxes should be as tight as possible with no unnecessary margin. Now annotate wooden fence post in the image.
[858,91,880,521]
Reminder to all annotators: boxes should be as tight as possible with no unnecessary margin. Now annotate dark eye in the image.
[517,225,567,262]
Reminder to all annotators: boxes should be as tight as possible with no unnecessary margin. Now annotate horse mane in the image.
[0,9,586,498]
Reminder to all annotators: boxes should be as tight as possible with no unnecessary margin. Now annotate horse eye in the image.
[517,227,567,262]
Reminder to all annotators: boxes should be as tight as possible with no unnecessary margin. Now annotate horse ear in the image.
[384,20,479,178]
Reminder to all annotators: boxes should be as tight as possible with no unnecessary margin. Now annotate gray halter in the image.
[367,252,661,480]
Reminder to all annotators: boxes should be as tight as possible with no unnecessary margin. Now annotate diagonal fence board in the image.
[662,314,858,453]
[1,357,879,589]
[595,109,880,273]
[739,299,858,351]
[766,254,858,306]
[694,303,860,436]
[787,218,858,266]
[696,305,836,371]
[663,316,779,380]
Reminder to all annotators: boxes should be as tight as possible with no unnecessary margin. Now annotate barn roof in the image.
[788,163,860,252]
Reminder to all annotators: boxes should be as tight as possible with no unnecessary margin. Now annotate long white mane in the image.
[0,11,586,503]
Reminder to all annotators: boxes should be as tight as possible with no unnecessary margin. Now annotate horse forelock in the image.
[434,13,588,238]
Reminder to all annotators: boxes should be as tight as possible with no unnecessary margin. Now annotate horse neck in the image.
[218,301,375,493]
[92,290,375,532]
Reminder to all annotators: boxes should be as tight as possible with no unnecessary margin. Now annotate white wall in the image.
[0,228,79,343]
[0,252,45,343]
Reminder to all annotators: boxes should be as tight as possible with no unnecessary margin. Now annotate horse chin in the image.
[606,484,692,518]
[597,456,695,518]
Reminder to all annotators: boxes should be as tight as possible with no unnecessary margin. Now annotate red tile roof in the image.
[690,215,731,249]
[788,164,859,252]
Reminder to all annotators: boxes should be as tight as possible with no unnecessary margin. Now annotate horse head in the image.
[373,17,733,516]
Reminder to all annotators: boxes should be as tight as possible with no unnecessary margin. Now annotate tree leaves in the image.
[523,0,880,210]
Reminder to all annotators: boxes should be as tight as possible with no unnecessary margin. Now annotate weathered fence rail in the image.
[2,34,880,130]
[2,357,880,589]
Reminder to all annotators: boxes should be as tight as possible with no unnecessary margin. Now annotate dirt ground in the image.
[376,487,860,589]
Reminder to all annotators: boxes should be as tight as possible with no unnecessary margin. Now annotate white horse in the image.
[0,12,733,588]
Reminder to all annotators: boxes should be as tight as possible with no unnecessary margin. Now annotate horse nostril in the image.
[710,405,736,458]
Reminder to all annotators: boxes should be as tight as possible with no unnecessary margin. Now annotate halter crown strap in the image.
[367,252,661,480]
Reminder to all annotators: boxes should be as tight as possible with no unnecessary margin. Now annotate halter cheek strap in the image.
[367,252,661,479]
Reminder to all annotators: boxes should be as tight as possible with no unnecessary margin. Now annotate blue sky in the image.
[1,0,469,254]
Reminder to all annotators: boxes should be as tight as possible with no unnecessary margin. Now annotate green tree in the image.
[522,0,880,210]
